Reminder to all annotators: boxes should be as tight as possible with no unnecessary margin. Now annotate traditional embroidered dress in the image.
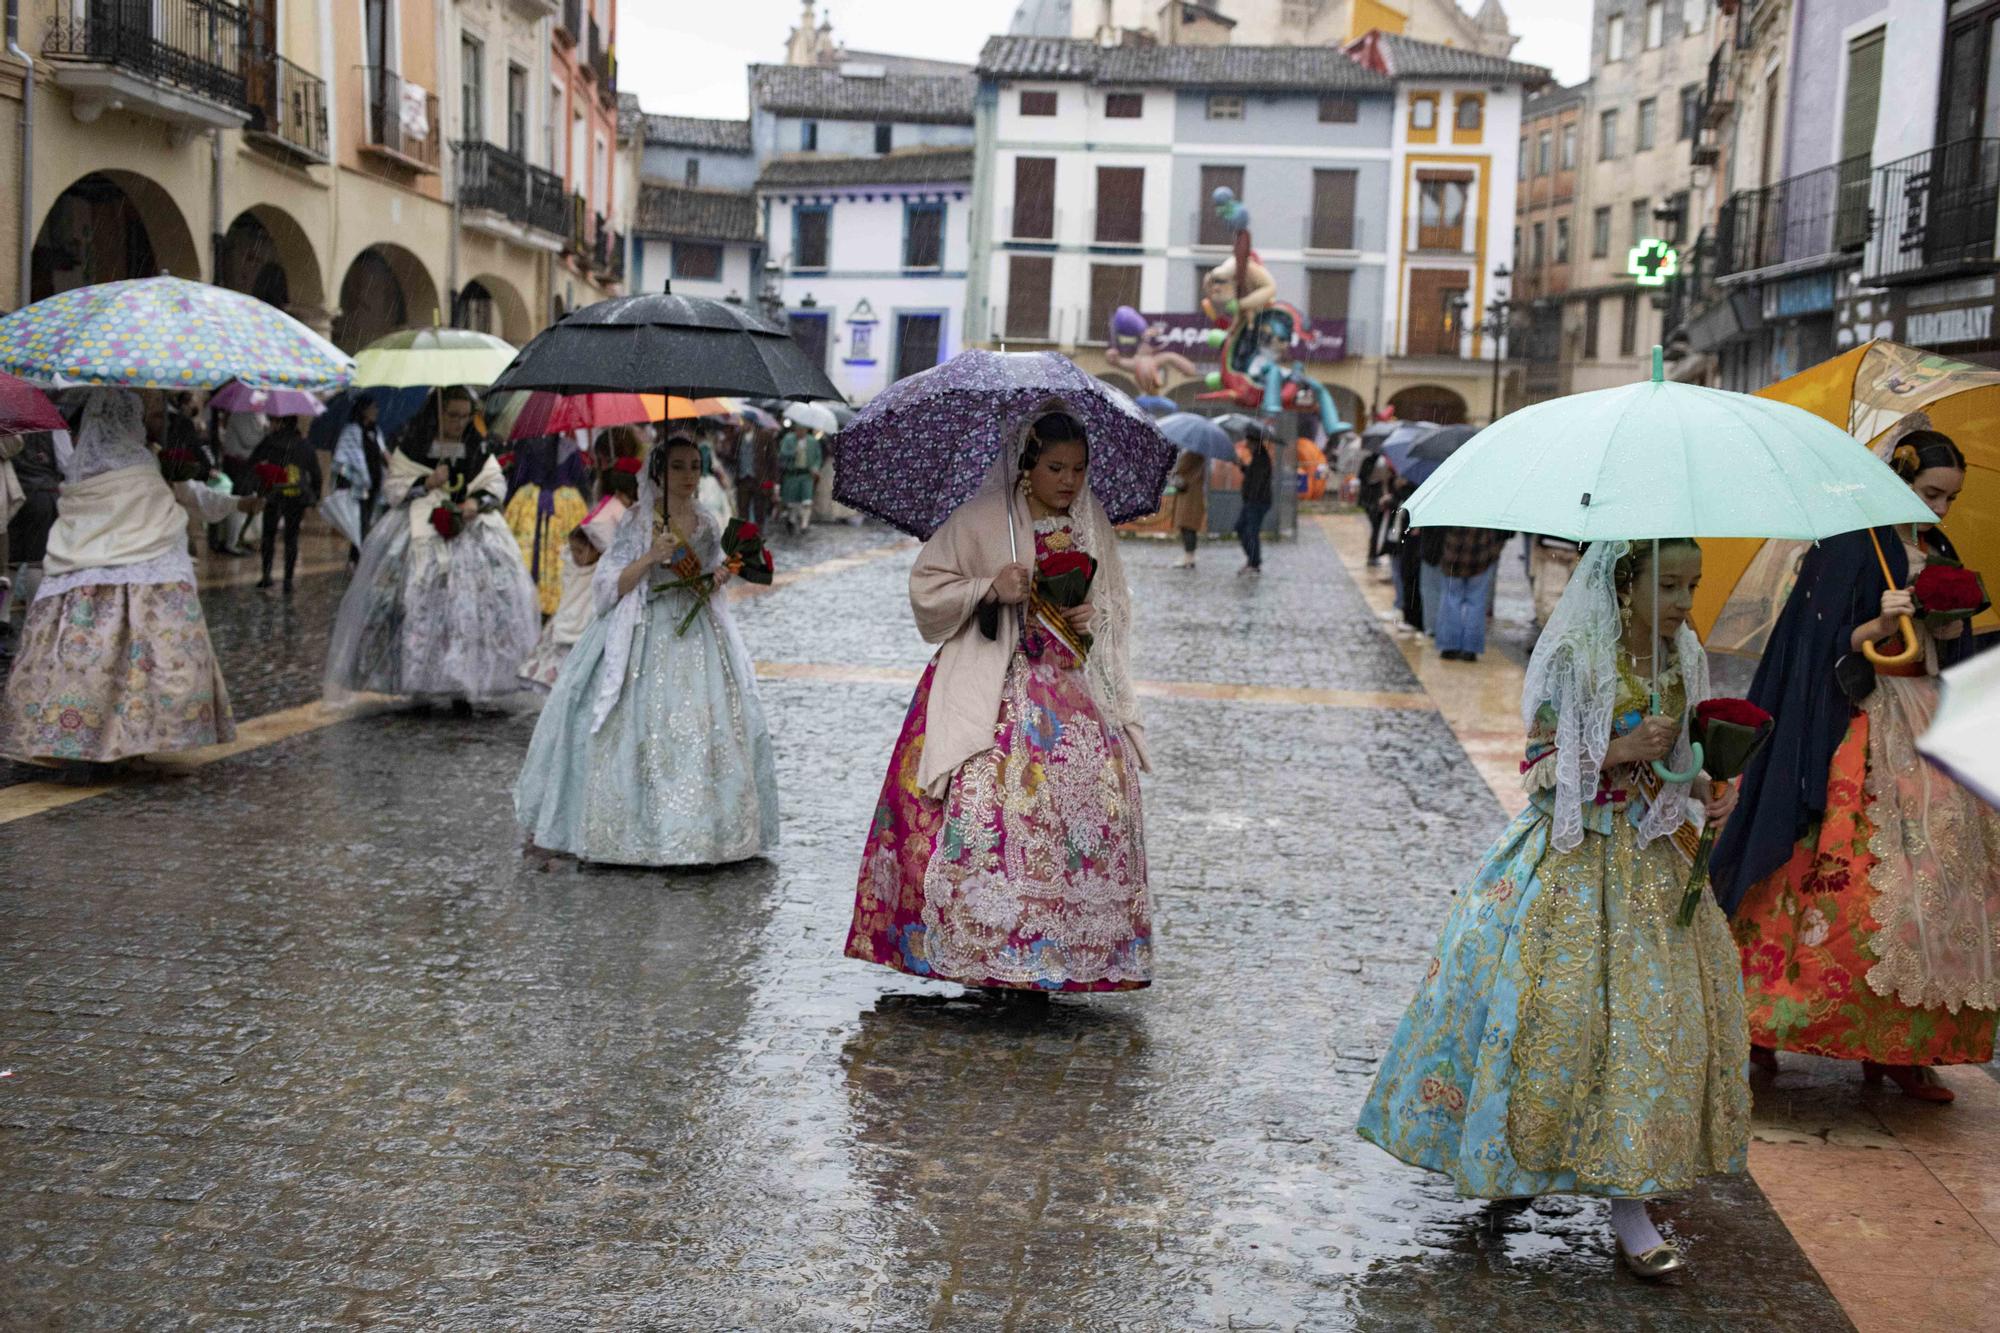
[322,433,540,703]
[518,501,622,690]
[1,390,241,763]
[1358,542,1749,1198]
[512,494,779,867]
[845,470,1153,993]
[1723,532,2000,1065]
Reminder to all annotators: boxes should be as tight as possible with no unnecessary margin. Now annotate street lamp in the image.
[1477,264,1513,423]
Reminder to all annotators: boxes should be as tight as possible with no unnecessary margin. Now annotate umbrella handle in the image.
[1652,744,1703,785]
[1861,527,1923,668]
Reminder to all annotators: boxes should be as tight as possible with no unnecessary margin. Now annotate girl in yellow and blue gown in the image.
[1357,538,1750,1278]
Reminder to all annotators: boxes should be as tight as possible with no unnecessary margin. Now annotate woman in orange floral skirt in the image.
[1712,432,1999,1101]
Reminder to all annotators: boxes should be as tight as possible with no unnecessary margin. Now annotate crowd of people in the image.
[0,375,1993,1288]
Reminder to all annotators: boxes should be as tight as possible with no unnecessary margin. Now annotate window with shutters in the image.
[1087,265,1142,346]
[875,124,892,154]
[1837,29,1884,250]
[1583,296,1601,359]
[1592,206,1612,257]
[1555,217,1571,264]
[685,158,700,187]
[1637,98,1657,151]
[1415,173,1469,251]
[1561,123,1577,168]
[1006,255,1053,339]
[1455,95,1483,133]
[1620,292,1640,357]
[1094,166,1144,244]
[1607,14,1626,61]
[1307,269,1351,322]
[1011,157,1056,239]
[1104,92,1143,119]
[1679,85,1700,141]
[1206,94,1243,121]
[1599,109,1618,158]
[1646,1,1664,49]
[1410,95,1437,131]
[1198,166,1245,246]
[801,120,818,151]
[1519,136,1528,179]
[461,36,484,144]
[792,205,829,271]
[673,242,722,281]
[1537,131,1552,174]
[894,313,943,380]
[1319,95,1358,124]
[904,202,944,271]
[1631,197,1651,246]
[1020,90,1057,117]
[1530,222,1545,269]
[506,65,527,157]
[788,312,829,370]
[1311,169,1357,250]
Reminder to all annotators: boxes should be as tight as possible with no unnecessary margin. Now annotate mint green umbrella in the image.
[1405,348,1935,541]
[351,327,517,389]
[1407,348,1936,784]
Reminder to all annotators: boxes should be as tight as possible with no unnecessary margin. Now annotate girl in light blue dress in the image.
[514,437,779,867]
[1357,539,1748,1279]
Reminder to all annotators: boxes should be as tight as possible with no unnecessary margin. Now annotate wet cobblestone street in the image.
[1,517,1867,1329]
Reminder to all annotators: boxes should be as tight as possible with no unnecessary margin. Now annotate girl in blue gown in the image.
[514,437,779,867]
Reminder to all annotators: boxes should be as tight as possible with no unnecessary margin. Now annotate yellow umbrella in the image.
[1693,340,2000,653]
[663,396,732,419]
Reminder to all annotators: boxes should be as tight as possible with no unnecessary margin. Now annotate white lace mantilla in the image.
[35,549,197,601]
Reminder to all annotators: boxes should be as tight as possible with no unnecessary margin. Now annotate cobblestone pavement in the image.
[1,515,1854,1330]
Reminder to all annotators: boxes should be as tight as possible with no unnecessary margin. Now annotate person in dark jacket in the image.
[1235,424,1274,576]
[251,415,323,592]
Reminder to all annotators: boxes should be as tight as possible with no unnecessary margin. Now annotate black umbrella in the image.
[488,285,842,401]
[1408,423,1479,462]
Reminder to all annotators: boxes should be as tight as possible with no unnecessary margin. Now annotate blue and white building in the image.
[630,115,762,304]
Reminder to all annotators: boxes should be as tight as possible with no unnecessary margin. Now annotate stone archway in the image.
[332,243,440,352]
[1389,384,1468,425]
[455,272,532,345]
[217,205,329,332]
[31,170,203,301]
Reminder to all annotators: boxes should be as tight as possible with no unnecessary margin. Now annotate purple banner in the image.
[1139,313,1349,363]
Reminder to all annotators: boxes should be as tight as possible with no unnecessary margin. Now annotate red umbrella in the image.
[500,390,667,441]
[0,370,66,436]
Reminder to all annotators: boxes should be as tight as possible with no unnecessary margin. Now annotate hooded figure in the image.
[844,400,1154,994]
[1,389,251,767]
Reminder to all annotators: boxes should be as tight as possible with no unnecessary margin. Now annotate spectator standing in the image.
[251,415,322,593]
[1235,425,1273,577]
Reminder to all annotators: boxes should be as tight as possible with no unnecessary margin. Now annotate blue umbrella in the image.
[1156,412,1237,462]
[1378,421,1440,476]
[307,385,434,452]
[1134,394,1176,418]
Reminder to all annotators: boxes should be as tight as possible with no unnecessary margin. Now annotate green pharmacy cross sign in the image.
[1627,237,1680,287]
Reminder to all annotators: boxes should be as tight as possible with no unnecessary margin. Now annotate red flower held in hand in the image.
[736,522,760,544]
[253,462,289,489]
[1695,698,1773,730]
[430,505,463,539]
[1040,550,1096,581]
[1912,564,1987,615]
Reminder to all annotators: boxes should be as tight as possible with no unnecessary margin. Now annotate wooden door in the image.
[1406,269,1467,357]
[1012,158,1055,239]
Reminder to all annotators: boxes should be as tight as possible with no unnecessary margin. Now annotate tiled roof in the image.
[634,185,759,243]
[1524,80,1589,118]
[976,36,1393,92]
[756,148,975,190]
[642,114,754,153]
[748,63,976,124]
[1368,32,1551,85]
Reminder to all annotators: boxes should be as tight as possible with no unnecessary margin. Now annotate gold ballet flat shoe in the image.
[1618,1242,1686,1279]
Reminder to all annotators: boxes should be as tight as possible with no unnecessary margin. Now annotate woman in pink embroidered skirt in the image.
[844,407,1154,993]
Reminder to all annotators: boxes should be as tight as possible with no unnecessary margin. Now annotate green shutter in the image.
[1842,30,1884,163]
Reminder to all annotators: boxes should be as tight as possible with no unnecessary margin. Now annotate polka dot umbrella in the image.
[0,275,353,392]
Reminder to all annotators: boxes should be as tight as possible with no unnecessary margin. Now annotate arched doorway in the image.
[216,206,328,330]
[332,244,440,352]
[31,171,202,301]
[454,273,531,344]
[1389,384,1468,425]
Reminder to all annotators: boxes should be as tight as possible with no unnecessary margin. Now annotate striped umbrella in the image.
[351,327,517,389]
[0,275,351,391]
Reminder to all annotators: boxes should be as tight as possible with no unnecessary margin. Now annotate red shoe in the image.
[1862,1061,1956,1103]
[1750,1045,1779,1071]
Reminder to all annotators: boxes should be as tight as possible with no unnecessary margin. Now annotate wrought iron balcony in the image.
[244,50,327,162]
[1715,154,1870,279]
[362,66,439,171]
[43,0,251,129]
[557,0,583,45]
[459,142,570,238]
[1865,138,2000,285]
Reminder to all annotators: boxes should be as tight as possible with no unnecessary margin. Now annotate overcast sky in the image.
[623,1,1593,119]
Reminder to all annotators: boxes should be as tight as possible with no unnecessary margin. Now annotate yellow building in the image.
[0,1,625,350]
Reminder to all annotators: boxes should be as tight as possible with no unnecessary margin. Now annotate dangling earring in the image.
[1018,471,1032,498]
[1618,597,1633,627]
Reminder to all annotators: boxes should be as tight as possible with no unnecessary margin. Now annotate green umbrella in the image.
[351,327,517,389]
[1406,348,1936,780]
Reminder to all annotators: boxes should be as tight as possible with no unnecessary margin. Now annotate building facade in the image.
[1008,0,1520,57]
[750,59,978,401]
[631,113,760,305]
[1513,81,1587,401]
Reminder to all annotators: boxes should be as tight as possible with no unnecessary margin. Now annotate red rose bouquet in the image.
[667,517,774,636]
[1032,549,1098,656]
[1677,696,1776,926]
[1912,561,1989,630]
[252,461,291,493]
[430,504,465,540]
[157,448,206,484]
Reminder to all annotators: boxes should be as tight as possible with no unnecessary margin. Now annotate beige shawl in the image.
[43,463,190,577]
[912,448,1149,798]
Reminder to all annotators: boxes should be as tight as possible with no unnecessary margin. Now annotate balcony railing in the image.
[44,0,251,111]
[1716,154,1870,278]
[244,49,327,161]
[1090,210,1146,246]
[363,66,439,169]
[1701,48,1734,129]
[1867,138,2000,284]
[568,194,591,256]
[459,141,569,236]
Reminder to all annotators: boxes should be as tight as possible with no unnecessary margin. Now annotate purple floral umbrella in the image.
[831,350,1176,538]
